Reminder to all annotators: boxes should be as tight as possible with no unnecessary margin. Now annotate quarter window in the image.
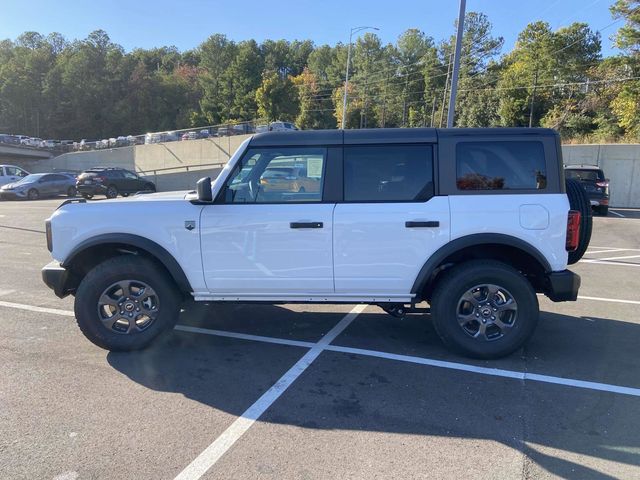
[223,147,325,203]
[343,145,434,202]
[456,141,546,190]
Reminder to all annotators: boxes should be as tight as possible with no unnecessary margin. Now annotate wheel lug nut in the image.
[128,313,133,317]
[491,316,495,320]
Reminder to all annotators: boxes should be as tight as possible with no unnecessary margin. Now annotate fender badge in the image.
[185,220,196,231]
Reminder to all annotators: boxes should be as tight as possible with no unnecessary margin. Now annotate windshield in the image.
[16,174,45,184]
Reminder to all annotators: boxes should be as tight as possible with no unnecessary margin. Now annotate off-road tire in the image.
[74,256,181,351]
[431,260,539,359]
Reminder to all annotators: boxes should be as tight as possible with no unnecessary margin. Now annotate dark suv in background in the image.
[76,167,156,199]
[564,165,610,216]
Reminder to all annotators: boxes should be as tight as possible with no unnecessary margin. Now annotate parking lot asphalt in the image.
[1,199,640,479]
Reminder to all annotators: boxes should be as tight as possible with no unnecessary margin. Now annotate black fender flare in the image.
[62,233,192,293]
[410,233,552,295]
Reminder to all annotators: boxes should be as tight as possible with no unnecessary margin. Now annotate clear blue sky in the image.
[0,0,622,56]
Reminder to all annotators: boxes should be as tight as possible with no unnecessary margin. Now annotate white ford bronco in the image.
[42,128,591,358]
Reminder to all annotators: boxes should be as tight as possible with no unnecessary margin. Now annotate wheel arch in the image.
[412,233,552,301]
[62,233,192,295]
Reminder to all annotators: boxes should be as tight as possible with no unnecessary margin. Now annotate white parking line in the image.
[579,259,640,267]
[577,295,640,306]
[584,248,629,255]
[0,300,74,317]
[609,210,626,218]
[582,254,640,262]
[173,305,366,480]
[589,245,640,251]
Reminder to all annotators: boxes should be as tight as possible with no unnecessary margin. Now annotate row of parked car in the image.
[0,165,156,201]
[0,121,300,154]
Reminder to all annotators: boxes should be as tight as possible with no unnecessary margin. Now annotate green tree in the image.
[255,71,299,121]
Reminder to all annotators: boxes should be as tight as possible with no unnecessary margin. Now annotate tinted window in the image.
[123,171,138,180]
[106,170,124,178]
[223,147,325,203]
[565,169,603,182]
[343,145,433,202]
[456,141,546,190]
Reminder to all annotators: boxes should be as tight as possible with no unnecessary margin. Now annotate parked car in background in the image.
[21,137,43,147]
[198,129,211,139]
[0,134,21,145]
[76,167,156,199]
[181,131,198,141]
[0,165,30,186]
[41,139,60,148]
[0,173,76,200]
[259,165,321,194]
[268,121,299,132]
[564,165,610,216]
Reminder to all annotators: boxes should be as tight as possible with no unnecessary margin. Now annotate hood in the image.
[1,181,32,190]
[107,190,192,202]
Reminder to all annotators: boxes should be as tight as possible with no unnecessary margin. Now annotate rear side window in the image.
[456,141,546,190]
[344,145,434,202]
[565,169,603,182]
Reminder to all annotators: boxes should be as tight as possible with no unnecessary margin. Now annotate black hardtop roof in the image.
[249,127,559,147]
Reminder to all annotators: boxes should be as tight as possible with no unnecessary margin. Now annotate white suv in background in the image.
[42,128,591,359]
[0,165,30,187]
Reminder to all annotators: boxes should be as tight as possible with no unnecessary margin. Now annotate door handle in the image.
[290,222,323,229]
[405,221,439,228]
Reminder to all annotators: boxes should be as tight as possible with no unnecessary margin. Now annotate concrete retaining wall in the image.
[562,144,640,208]
[16,135,249,191]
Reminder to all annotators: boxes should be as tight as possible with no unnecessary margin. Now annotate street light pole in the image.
[342,26,379,130]
[447,0,466,128]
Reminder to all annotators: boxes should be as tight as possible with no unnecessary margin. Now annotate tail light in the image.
[566,210,581,252]
[45,220,52,252]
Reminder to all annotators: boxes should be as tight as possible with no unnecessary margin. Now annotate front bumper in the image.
[0,190,27,200]
[545,270,581,302]
[42,261,75,298]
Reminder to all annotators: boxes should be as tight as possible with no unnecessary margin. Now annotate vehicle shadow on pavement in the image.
[107,304,640,479]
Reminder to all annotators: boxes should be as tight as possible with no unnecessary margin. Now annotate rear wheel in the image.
[105,185,118,199]
[565,178,592,264]
[27,188,39,200]
[431,260,539,359]
[144,183,156,192]
[74,256,181,351]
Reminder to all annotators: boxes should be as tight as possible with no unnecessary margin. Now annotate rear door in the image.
[333,143,450,297]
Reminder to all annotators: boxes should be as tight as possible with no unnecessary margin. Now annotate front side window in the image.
[223,147,325,203]
[343,145,434,202]
[5,166,27,177]
[123,171,138,180]
[456,141,546,190]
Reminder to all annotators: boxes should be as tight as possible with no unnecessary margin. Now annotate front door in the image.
[200,146,334,296]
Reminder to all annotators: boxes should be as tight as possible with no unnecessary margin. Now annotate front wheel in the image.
[67,186,77,197]
[81,193,93,199]
[431,260,539,359]
[105,185,118,199]
[74,256,181,351]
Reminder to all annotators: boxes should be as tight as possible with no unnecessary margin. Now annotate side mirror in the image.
[196,176,213,202]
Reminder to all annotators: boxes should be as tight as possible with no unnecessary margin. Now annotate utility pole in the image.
[439,53,453,127]
[529,66,538,128]
[342,26,379,129]
[447,0,466,128]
